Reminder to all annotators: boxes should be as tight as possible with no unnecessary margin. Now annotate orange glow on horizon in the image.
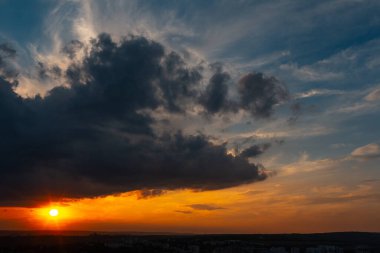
[1,172,379,233]
[30,204,76,230]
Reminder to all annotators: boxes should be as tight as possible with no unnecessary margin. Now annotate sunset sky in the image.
[0,0,380,233]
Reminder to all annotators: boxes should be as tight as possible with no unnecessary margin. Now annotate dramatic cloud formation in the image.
[200,68,289,117]
[0,34,290,206]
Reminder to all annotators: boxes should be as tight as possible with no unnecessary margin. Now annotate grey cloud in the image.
[187,204,226,211]
[287,102,302,124]
[0,43,16,58]
[61,40,84,59]
[0,43,17,78]
[136,189,167,199]
[361,179,380,184]
[37,62,62,80]
[200,67,232,114]
[0,34,276,206]
[158,51,202,112]
[242,190,266,196]
[239,143,271,158]
[274,139,285,145]
[175,210,193,214]
[200,68,290,118]
[238,73,289,118]
[306,194,380,205]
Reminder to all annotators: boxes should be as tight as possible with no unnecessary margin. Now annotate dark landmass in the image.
[0,231,378,252]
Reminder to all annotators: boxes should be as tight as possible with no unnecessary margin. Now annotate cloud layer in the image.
[0,34,290,206]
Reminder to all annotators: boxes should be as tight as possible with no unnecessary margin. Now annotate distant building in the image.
[255,247,270,253]
[213,245,255,253]
[189,245,200,253]
[306,247,320,253]
[306,245,343,253]
[104,242,125,248]
[290,247,300,253]
[270,247,287,253]
[356,246,371,253]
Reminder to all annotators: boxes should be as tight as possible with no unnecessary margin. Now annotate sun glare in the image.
[49,209,59,217]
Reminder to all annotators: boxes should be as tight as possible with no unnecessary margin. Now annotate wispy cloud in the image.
[187,204,226,211]
[280,63,343,82]
[351,143,380,160]
[294,89,346,99]
[365,86,380,101]
[280,152,346,175]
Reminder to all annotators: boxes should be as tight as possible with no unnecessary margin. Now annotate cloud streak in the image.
[351,143,380,160]
[187,204,226,211]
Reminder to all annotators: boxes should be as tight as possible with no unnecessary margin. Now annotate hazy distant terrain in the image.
[0,232,378,252]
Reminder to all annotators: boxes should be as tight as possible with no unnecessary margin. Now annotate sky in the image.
[0,0,379,233]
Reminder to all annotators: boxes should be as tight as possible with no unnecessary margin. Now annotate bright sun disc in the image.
[49,209,59,217]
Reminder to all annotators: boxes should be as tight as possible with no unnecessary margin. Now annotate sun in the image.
[49,209,59,217]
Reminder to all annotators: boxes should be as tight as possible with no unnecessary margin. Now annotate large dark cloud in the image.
[0,34,288,206]
[238,73,289,118]
[159,51,202,112]
[200,65,231,114]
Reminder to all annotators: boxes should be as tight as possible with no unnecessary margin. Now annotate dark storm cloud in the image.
[159,51,202,112]
[239,143,271,158]
[200,67,232,114]
[0,34,282,206]
[238,73,289,118]
[199,65,289,117]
